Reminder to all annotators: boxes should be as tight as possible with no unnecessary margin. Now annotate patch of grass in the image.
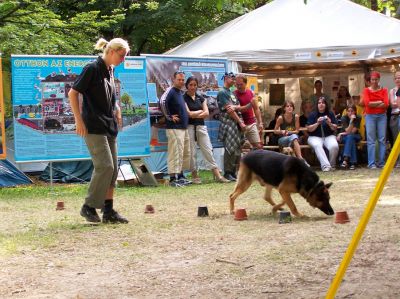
[0,184,86,200]
[0,229,58,256]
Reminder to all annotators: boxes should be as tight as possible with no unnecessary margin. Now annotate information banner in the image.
[145,54,227,152]
[11,55,149,162]
[0,54,6,159]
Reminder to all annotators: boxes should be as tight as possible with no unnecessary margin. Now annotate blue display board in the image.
[144,54,227,151]
[11,55,150,162]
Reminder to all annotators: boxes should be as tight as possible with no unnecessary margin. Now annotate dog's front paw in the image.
[272,205,285,214]
[293,212,308,218]
[230,210,235,215]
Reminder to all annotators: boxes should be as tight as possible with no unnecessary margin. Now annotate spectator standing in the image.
[69,37,129,223]
[217,72,245,182]
[233,75,263,149]
[310,80,330,109]
[183,77,229,183]
[362,71,389,169]
[389,71,400,167]
[160,71,191,186]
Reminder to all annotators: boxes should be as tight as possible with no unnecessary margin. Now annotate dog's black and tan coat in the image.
[229,150,334,217]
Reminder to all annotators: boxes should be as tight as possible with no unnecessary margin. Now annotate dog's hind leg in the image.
[263,185,277,206]
[264,185,284,215]
[229,163,253,214]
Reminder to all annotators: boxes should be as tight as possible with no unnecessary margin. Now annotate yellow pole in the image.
[326,134,400,299]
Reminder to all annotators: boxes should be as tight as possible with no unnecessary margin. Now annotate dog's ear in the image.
[325,182,333,189]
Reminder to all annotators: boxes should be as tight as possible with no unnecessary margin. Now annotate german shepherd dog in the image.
[229,150,334,217]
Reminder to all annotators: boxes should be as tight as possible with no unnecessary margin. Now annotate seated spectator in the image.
[265,108,282,146]
[345,95,366,141]
[337,105,362,170]
[334,86,351,116]
[274,100,309,166]
[299,100,313,144]
[307,97,339,171]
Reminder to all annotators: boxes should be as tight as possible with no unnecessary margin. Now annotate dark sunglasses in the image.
[222,72,235,80]
[173,70,185,77]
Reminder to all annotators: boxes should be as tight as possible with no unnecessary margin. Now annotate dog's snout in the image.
[323,206,335,215]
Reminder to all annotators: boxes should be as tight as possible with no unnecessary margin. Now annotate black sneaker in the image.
[80,204,101,223]
[102,209,129,224]
[223,173,237,182]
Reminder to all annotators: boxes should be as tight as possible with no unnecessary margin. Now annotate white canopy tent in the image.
[167,0,400,76]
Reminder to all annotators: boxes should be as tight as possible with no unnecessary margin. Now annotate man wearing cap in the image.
[233,75,263,149]
[217,72,246,181]
[160,71,191,186]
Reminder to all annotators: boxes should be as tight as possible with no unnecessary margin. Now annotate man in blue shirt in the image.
[160,71,190,187]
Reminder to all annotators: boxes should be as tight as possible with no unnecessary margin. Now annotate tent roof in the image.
[0,160,32,187]
[166,0,400,65]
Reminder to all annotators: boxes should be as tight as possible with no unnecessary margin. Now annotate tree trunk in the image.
[371,0,378,11]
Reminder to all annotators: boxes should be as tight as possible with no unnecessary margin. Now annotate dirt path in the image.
[1,169,400,298]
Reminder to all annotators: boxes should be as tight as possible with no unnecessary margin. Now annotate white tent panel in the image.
[167,0,400,63]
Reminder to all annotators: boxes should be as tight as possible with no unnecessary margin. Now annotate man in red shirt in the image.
[233,75,263,149]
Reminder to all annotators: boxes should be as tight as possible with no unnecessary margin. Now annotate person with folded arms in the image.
[183,76,229,184]
[362,71,389,169]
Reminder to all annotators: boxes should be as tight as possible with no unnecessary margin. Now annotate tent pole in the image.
[49,161,53,193]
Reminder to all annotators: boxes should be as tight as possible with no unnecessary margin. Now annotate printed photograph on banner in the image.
[145,55,227,152]
[11,55,149,162]
[0,55,5,159]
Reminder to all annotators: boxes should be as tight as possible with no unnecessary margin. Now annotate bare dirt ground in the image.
[1,168,400,299]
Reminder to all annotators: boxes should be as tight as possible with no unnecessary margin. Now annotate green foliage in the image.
[1,0,395,57]
[120,92,133,109]
[0,0,123,56]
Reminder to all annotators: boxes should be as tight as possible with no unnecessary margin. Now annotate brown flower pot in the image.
[278,211,292,224]
[234,208,248,221]
[335,211,350,224]
[56,201,64,210]
[144,204,155,214]
[197,206,209,217]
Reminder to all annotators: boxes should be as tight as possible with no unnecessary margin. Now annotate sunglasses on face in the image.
[174,70,185,76]
[222,72,236,80]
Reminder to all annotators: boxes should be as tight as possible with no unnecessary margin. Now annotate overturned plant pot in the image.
[197,206,209,217]
[335,211,350,224]
[234,208,248,221]
[278,211,292,224]
[56,201,65,211]
[144,204,155,214]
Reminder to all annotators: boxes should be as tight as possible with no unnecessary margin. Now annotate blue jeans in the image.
[341,134,361,164]
[278,134,299,147]
[365,113,387,168]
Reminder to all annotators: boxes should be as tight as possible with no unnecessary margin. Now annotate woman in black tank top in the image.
[274,100,310,167]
